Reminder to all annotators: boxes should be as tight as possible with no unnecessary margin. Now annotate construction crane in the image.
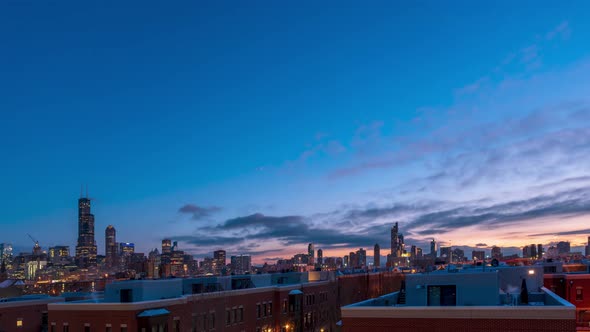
[27,234,39,246]
[27,234,42,255]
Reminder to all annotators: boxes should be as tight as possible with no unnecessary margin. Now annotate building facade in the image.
[75,196,97,268]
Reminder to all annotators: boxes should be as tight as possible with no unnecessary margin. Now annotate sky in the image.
[1,1,590,263]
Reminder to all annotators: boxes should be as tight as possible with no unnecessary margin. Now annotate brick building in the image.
[44,271,403,332]
[545,272,590,328]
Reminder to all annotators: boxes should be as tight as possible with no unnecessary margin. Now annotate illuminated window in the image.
[16,318,23,327]
[577,287,584,301]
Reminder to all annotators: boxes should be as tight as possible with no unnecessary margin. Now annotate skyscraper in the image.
[440,246,451,263]
[105,225,117,269]
[214,250,226,275]
[491,246,502,259]
[557,241,571,254]
[537,244,544,259]
[358,248,367,268]
[75,193,97,268]
[308,243,315,265]
[317,249,323,266]
[390,222,404,257]
[530,244,537,259]
[430,239,437,258]
[0,243,13,266]
[374,244,380,267]
[161,239,172,264]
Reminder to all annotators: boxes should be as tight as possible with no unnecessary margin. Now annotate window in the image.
[267,302,272,316]
[427,285,457,306]
[226,309,231,325]
[210,312,215,330]
[577,287,584,301]
[51,325,56,332]
[106,327,112,332]
[262,303,267,317]
[203,314,208,330]
[173,320,180,332]
[84,325,90,332]
[120,326,127,332]
[63,325,69,332]
[282,299,288,313]
[238,307,244,322]
[256,304,261,318]
[16,318,23,327]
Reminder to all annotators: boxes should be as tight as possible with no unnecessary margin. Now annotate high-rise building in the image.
[491,246,502,259]
[48,246,70,264]
[161,239,172,264]
[358,248,367,268]
[373,244,380,267]
[105,225,117,269]
[530,244,537,259]
[390,223,404,257]
[430,239,437,258]
[523,246,530,258]
[343,255,349,268]
[586,238,590,257]
[452,248,465,263]
[308,243,315,265]
[317,249,323,266]
[557,241,571,254]
[230,255,251,275]
[537,244,543,259]
[416,247,423,258]
[119,243,135,256]
[440,246,452,263]
[0,243,13,266]
[75,193,97,268]
[472,250,485,260]
[214,250,226,275]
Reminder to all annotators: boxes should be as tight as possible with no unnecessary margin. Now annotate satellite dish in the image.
[491,259,499,267]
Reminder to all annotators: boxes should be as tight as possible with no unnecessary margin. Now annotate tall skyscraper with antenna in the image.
[75,187,97,268]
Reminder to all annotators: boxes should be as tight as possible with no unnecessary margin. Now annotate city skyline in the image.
[2,2,590,263]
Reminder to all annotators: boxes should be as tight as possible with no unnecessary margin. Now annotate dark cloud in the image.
[409,187,590,235]
[178,204,222,220]
[173,185,590,257]
[529,228,590,237]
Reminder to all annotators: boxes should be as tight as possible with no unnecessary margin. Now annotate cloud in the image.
[546,21,570,41]
[178,204,222,220]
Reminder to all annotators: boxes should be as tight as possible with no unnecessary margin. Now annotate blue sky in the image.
[1,1,590,261]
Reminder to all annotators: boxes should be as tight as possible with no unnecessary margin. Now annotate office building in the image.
[105,225,117,269]
[231,255,252,275]
[373,244,380,267]
[530,244,537,259]
[48,246,70,264]
[472,250,485,261]
[390,223,404,258]
[440,246,451,263]
[75,193,97,268]
[317,248,323,266]
[358,248,367,268]
[430,239,437,258]
[491,246,502,259]
[308,243,315,265]
[0,243,13,266]
[161,239,172,264]
[538,244,544,259]
[557,241,571,254]
[214,250,226,275]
